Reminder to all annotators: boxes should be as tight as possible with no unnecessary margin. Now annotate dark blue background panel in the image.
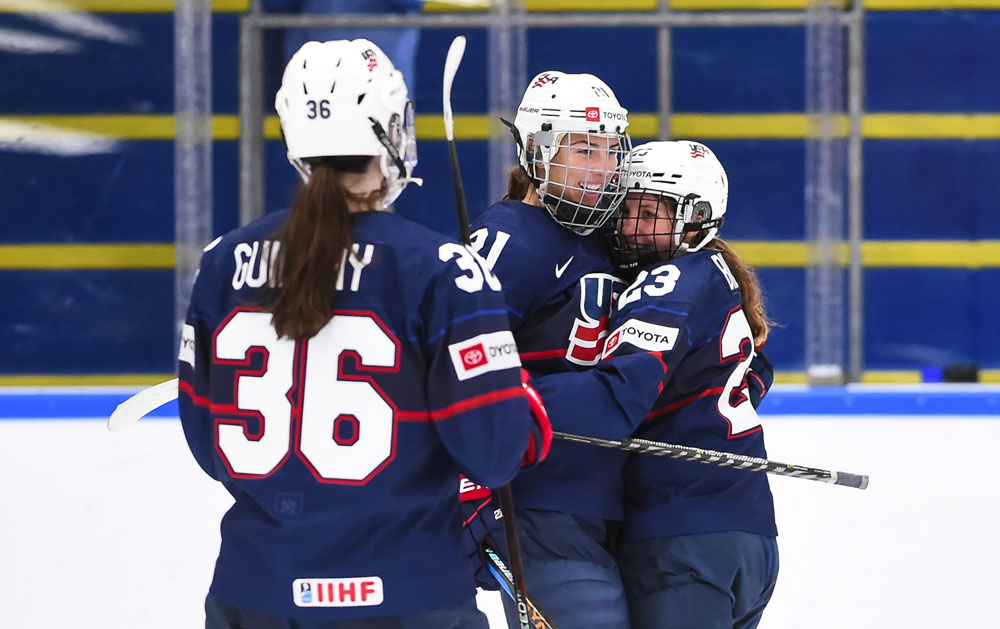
[864,140,1000,240]
[3,142,245,245]
[866,11,1000,113]
[672,26,805,113]
[261,140,491,241]
[1,270,175,373]
[0,14,240,114]
[755,268,805,370]
[527,28,658,113]
[709,140,806,240]
[863,268,1000,369]
[413,28,490,115]
[2,143,174,243]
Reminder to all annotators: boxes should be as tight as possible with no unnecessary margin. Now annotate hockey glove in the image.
[747,350,774,409]
[459,478,506,591]
[521,368,553,467]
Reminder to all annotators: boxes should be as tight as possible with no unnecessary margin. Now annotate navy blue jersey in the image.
[470,200,628,520]
[609,250,777,540]
[538,249,777,541]
[178,210,534,619]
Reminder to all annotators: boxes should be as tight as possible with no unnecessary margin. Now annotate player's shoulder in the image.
[198,211,287,270]
[659,249,737,294]
[473,200,589,267]
[347,210,448,249]
[620,249,738,309]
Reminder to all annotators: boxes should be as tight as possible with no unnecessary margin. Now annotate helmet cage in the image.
[505,119,632,234]
[609,188,725,276]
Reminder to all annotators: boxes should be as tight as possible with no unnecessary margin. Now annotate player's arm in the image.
[422,243,543,489]
[530,306,691,440]
[467,224,539,328]
[177,248,223,480]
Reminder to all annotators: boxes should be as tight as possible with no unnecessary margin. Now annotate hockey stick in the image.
[482,541,558,629]
[443,35,472,243]
[444,34,531,629]
[107,378,179,432]
[552,430,869,489]
[105,378,868,489]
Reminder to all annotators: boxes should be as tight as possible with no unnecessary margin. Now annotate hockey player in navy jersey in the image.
[532,140,778,629]
[177,39,551,629]
[465,70,634,628]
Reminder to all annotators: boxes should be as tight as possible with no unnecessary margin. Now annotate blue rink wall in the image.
[2,5,1000,379]
[1,386,998,629]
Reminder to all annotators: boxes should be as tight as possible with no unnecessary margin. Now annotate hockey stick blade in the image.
[482,541,558,629]
[107,378,179,432]
[552,430,869,490]
[442,35,466,142]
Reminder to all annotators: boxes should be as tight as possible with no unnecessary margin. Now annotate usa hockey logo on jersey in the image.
[567,273,625,366]
[448,330,521,381]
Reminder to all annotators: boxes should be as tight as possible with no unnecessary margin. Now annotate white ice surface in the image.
[1,415,998,628]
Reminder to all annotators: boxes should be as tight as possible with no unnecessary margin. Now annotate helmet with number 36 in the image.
[275,39,418,209]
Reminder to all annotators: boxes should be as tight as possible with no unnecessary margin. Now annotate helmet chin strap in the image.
[290,156,312,183]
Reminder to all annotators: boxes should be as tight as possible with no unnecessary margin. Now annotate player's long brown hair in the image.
[269,156,380,340]
[505,165,534,201]
[705,237,772,348]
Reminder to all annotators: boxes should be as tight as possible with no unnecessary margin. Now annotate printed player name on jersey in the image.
[447,330,520,381]
[603,318,680,357]
[231,241,374,292]
[293,577,383,607]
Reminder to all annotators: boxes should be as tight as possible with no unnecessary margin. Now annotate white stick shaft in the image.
[107,378,179,432]
[442,35,467,142]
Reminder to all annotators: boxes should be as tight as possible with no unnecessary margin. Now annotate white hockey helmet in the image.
[505,71,632,234]
[275,39,419,209]
[611,141,728,271]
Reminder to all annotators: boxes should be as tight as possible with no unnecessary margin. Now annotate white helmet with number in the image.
[275,39,419,209]
[505,71,632,234]
[611,141,729,271]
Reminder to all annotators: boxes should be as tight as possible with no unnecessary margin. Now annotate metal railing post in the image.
[239,0,265,225]
[847,2,866,383]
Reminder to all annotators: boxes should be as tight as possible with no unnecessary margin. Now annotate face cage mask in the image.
[526,129,633,235]
[609,189,725,277]
[370,99,422,210]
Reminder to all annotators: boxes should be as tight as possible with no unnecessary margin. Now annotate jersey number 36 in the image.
[213,310,399,484]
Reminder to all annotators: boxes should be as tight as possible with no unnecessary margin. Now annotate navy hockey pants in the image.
[618,531,779,629]
[205,594,489,629]
[500,508,631,629]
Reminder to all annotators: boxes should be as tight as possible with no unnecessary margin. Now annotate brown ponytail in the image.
[269,156,378,340]
[706,237,773,349]
[504,165,534,201]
